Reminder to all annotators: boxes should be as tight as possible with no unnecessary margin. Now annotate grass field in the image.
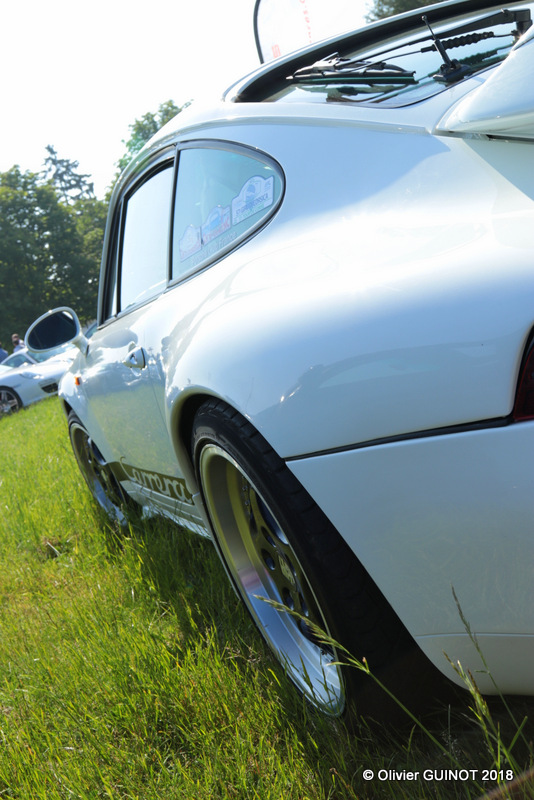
[1,398,533,799]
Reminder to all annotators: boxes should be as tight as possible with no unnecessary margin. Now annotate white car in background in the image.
[26,0,534,718]
[0,349,74,416]
[0,335,92,416]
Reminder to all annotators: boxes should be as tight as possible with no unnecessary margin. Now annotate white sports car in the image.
[26,0,534,717]
[0,350,74,416]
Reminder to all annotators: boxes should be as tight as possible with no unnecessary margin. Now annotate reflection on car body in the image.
[26,0,534,717]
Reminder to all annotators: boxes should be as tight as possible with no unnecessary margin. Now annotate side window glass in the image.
[172,147,283,279]
[120,165,173,311]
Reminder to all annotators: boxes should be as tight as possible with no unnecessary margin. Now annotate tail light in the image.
[513,335,534,421]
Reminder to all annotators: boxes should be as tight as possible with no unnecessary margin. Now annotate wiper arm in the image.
[346,8,531,65]
[422,15,472,82]
[421,29,497,54]
[285,7,531,92]
[290,54,416,85]
[438,8,531,40]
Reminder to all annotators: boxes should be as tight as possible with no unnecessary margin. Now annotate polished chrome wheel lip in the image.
[199,442,345,715]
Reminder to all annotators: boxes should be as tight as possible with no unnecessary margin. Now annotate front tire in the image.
[68,411,134,525]
[0,387,22,416]
[192,400,417,718]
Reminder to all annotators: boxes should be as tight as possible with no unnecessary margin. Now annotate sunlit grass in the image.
[1,398,533,799]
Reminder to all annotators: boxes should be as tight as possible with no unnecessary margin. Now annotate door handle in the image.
[123,346,146,370]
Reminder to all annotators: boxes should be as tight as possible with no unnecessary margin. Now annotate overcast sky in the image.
[1,0,368,197]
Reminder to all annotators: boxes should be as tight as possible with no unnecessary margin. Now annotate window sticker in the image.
[232,175,274,225]
[179,224,202,261]
[201,205,231,245]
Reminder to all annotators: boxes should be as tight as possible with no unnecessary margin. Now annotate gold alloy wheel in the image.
[198,442,345,716]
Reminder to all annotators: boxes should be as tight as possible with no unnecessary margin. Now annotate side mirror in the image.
[26,307,89,356]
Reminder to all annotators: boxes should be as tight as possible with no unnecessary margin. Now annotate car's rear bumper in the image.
[288,421,534,692]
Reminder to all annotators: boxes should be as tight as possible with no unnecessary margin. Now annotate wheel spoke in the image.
[0,389,20,415]
[246,482,327,641]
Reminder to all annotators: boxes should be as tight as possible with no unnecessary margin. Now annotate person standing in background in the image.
[11,333,25,352]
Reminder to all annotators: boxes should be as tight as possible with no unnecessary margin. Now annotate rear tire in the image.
[192,399,420,718]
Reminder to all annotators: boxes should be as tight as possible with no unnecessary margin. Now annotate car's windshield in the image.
[259,5,532,107]
[2,343,73,369]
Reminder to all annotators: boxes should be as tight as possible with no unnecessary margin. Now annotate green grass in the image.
[1,398,533,799]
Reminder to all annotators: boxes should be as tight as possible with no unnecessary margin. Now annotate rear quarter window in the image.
[172,146,283,280]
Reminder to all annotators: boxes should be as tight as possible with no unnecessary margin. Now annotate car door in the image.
[80,152,198,524]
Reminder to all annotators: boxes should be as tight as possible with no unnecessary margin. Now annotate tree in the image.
[0,165,106,348]
[42,145,95,204]
[0,169,54,339]
[70,197,108,312]
[366,0,427,22]
[117,99,186,172]
[1,98,187,349]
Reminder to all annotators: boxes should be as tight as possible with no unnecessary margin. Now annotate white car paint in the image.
[0,353,73,415]
[26,0,534,706]
[290,423,534,693]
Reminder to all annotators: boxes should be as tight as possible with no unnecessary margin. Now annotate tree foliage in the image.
[0,101,184,352]
[42,145,95,204]
[117,99,186,172]
[0,164,106,349]
[366,0,427,22]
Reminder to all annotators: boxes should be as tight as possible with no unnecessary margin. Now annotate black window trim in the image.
[100,203,123,323]
[100,147,177,324]
[116,152,176,316]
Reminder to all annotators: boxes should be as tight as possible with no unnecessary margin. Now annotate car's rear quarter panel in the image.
[161,119,534,460]
[156,118,534,689]
[288,422,534,691]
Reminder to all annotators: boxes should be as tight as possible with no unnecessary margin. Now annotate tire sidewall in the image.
[192,402,349,675]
